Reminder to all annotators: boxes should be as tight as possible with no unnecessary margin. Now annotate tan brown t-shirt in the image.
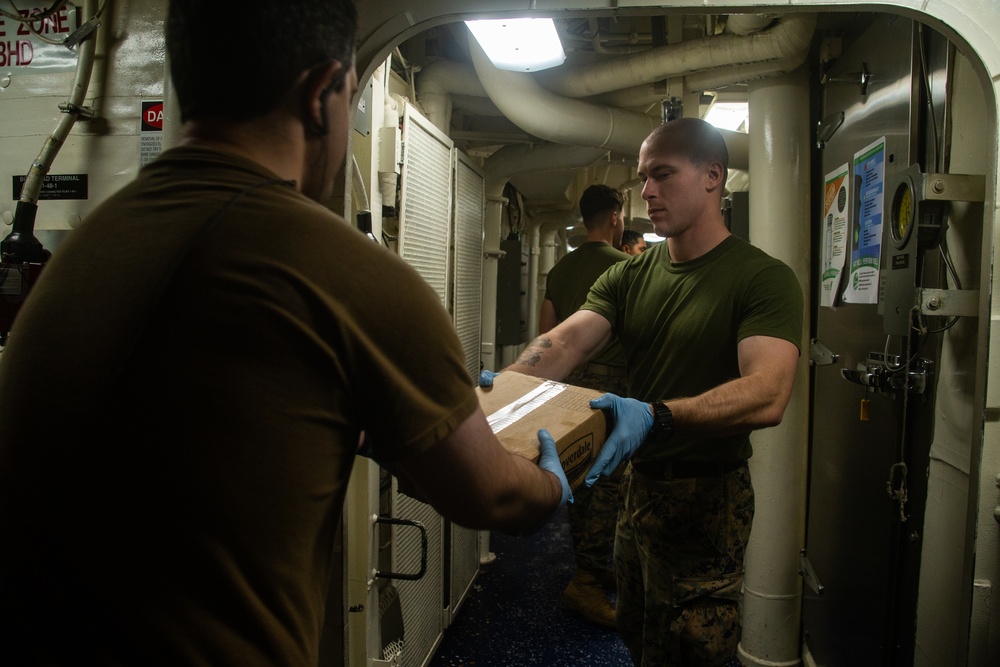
[0,146,478,665]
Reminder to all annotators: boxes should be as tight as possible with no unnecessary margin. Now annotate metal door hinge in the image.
[809,339,839,366]
[799,549,824,595]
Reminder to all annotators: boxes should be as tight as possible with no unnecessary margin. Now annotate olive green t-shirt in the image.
[545,241,629,367]
[583,235,803,463]
[0,147,478,665]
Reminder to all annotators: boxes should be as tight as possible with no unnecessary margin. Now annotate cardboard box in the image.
[475,371,608,490]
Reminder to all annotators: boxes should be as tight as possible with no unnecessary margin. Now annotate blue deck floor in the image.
[428,505,633,667]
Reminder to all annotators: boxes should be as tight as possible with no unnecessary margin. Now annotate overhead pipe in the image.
[532,14,816,99]
[686,50,810,91]
[470,36,659,155]
[588,45,807,110]
[426,39,769,169]
[725,13,779,36]
[586,17,651,55]
[416,59,489,134]
[470,38,749,169]
[586,15,805,109]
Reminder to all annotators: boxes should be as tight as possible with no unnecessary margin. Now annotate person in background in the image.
[539,184,629,628]
[486,117,803,665]
[0,1,570,664]
[620,229,648,255]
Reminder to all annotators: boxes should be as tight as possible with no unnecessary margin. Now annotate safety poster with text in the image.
[821,163,850,307]
[844,137,885,304]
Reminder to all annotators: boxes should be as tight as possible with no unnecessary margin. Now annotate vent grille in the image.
[399,105,453,306]
[395,492,444,667]
[449,524,480,622]
[453,153,485,381]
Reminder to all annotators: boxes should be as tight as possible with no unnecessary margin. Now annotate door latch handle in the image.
[374,516,428,581]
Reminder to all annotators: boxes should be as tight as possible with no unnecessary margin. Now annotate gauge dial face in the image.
[891,180,914,248]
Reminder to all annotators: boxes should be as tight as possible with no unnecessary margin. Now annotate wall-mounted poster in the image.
[843,137,885,304]
[821,163,850,307]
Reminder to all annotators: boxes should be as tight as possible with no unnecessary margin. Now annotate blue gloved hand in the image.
[586,393,654,487]
[479,369,499,388]
[537,428,573,506]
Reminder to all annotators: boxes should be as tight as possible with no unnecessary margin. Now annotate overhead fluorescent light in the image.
[704,101,749,132]
[466,18,565,72]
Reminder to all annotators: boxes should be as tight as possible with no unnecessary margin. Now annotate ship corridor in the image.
[428,507,631,667]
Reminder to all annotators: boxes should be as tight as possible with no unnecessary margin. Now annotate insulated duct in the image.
[685,50,809,91]
[470,35,659,155]
[416,59,489,134]
[484,144,610,182]
[586,45,807,110]
[532,14,816,98]
[725,13,779,36]
[469,36,750,168]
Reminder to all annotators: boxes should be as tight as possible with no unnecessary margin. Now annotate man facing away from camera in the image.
[540,184,629,628]
[0,1,574,664]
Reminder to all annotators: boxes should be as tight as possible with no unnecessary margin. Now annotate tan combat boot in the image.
[561,570,617,628]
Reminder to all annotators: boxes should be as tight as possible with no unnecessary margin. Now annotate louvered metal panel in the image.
[447,152,486,624]
[393,103,453,667]
[394,491,445,667]
[448,523,480,624]
[399,104,453,306]
[452,151,485,382]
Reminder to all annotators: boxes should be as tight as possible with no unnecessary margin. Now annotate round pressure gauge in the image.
[890,177,915,249]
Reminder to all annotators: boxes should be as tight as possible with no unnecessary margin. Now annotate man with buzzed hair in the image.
[491,117,803,665]
[539,183,629,627]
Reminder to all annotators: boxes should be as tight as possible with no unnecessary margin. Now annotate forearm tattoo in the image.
[515,337,552,368]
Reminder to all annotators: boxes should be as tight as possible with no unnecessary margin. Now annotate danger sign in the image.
[140,99,164,168]
[141,101,163,132]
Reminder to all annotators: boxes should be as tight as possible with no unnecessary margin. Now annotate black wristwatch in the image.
[650,401,674,438]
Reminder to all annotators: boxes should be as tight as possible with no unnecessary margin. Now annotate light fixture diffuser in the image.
[466,18,565,72]
[704,101,749,132]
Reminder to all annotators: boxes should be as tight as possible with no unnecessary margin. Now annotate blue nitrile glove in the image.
[586,393,654,487]
[537,429,573,506]
[479,370,499,388]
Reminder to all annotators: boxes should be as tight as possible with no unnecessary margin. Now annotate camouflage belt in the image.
[631,459,746,480]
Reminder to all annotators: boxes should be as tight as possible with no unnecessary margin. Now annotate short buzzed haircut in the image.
[579,185,625,229]
[166,0,357,123]
[646,117,729,182]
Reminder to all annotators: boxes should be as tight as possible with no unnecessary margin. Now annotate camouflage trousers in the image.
[615,461,754,666]
[564,366,628,577]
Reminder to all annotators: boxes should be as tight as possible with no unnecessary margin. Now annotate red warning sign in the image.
[141,101,163,132]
